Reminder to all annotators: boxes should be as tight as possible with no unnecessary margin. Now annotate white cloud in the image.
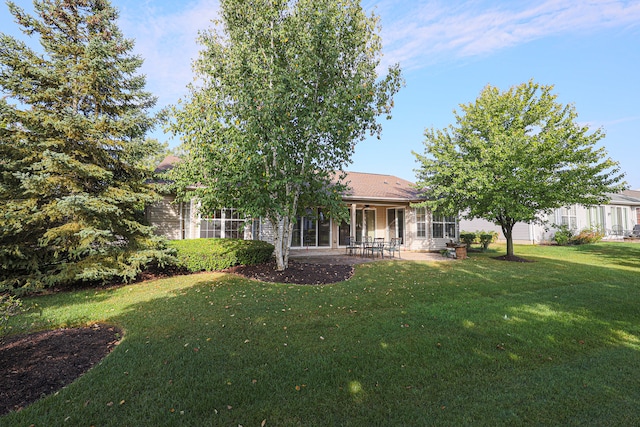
[374,0,640,70]
[117,0,221,109]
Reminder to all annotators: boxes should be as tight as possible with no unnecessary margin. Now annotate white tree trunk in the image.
[273,214,292,271]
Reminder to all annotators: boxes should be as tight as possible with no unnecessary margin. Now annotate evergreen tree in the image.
[0,0,174,292]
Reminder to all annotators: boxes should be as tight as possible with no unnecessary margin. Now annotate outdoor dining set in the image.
[345,236,402,258]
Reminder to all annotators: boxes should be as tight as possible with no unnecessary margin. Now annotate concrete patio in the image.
[289,248,453,265]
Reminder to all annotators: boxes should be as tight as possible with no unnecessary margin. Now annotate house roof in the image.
[340,171,424,203]
[154,155,181,173]
[608,190,640,206]
[153,155,423,203]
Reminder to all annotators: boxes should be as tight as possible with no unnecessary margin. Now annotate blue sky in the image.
[3,0,640,188]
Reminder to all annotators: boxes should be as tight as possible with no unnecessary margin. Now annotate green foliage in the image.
[460,230,499,251]
[168,0,403,270]
[0,294,24,340]
[0,0,174,292]
[553,224,574,246]
[478,231,499,251]
[459,232,477,249]
[554,225,604,246]
[571,227,605,245]
[168,239,274,272]
[414,80,626,258]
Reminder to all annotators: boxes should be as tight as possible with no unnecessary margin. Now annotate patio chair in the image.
[361,236,373,257]
[370,237,385,258]
[345,236,358,256]
[632,224,640,238]
[384,237,402,258]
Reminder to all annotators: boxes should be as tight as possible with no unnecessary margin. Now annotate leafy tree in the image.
[414,80,625,259]
[0,0,174,292]
[170,0,402,270]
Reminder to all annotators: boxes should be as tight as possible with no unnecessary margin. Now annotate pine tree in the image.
[0,0,174,291]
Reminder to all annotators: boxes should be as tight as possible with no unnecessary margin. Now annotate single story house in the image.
[459,189,640,244]
[145,156,459,251]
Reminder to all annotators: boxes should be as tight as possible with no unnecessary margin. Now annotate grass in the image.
[3,243,640,426]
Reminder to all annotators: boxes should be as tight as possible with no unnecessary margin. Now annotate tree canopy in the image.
[170,0,403,270]
[0,0,173,292]
[414,80,626,259]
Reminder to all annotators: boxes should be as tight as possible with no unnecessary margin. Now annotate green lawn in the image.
[4,243,640,426]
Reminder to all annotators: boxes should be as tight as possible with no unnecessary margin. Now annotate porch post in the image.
[351,204,357,240]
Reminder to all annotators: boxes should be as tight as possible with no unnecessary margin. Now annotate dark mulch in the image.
[0,261,352,417]
[492,254,535,262]
[0,324,121,416]
[226,259,354,285]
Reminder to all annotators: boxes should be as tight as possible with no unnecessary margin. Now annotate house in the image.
[459,190,640,244]
[145,156,459,251]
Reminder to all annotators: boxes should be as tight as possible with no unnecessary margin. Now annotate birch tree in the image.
[414,80,626,259]
[170,0,402,270]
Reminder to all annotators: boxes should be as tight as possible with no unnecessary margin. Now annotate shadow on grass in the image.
[4,251,639,426]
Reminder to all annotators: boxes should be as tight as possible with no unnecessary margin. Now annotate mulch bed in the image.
[226,259,354,285]
[0,324,121,416]
[0,261,353,416]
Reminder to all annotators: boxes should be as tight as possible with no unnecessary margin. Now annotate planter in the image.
[445,242,467,259]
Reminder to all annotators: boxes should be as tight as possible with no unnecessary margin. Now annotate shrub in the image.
[553,224,574,246]
[478,231,499,251]
[571,227,605,245]
[459,232,477,249]
[168,239,274,272]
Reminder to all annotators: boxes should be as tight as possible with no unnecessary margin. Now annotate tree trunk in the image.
[273,214,292,271]
[501,223,515,258]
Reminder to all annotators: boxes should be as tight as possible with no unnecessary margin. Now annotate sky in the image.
[3,0,640,189]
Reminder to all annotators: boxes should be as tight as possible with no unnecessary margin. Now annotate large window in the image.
[586,206,605,230]
[200,208,244,239]
[432,214,456,239]
[610,206,628,235]
[416,207,427,238]
[291,208,331,247]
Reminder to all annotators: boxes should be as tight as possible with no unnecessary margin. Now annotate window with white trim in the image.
[200,208,244,239]
[416,207,427,238]
[556,206,577,229]
[432,214,456,239]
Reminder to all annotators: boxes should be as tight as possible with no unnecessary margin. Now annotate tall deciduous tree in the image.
[0,0,173,292]
[414,80,625,259]
[170,0,402,270]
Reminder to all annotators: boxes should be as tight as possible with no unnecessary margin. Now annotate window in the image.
[181,201,192,239]
[432,214,456,239]
[610,206,628,234]
[291,208,331,247]
[416,207,427,238]
[387,208,405,242]
[200,208,244,239]
[556,206,577,229]
[586,206,605,230]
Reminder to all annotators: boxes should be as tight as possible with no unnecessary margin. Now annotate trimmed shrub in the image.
[168,239,274,272]
[478,231,499,251]
[459,232,477,249]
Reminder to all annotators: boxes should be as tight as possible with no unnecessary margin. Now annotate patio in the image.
[289,248,452,265]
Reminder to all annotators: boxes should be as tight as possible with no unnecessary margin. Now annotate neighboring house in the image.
[145,156,459,251]
[459,190,640,244]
